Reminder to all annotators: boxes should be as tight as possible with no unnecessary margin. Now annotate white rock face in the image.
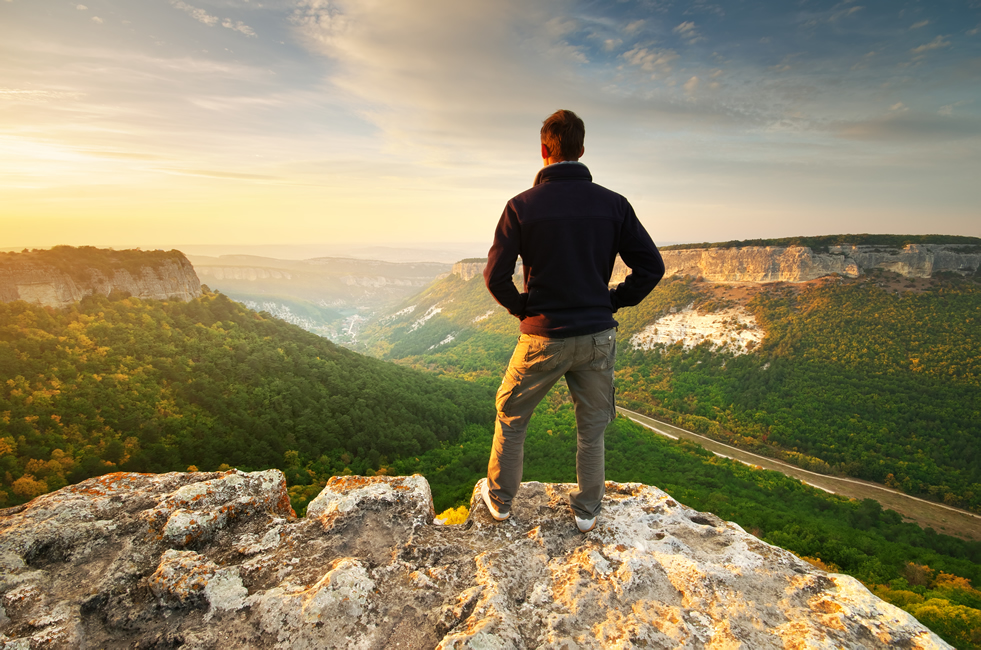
[630,305,765,354]
[609,244,981,284]
[451,261,486,281]
[0,471,949,649]
[412,304,444,330]
[0,254,202,307]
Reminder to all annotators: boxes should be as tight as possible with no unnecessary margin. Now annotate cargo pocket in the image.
[522,336,566,373]
[496,373,519,415]
[590,331,617,370]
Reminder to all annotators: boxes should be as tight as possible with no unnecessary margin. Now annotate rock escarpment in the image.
[455,244,980,287]
[0,471,948,649]
[0,248,201,307]
[611,244,981,284]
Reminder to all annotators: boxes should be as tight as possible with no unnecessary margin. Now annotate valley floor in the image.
[619,407,981,542]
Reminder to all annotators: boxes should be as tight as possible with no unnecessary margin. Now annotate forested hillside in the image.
[358,266,981,513]
[0,290,492,510]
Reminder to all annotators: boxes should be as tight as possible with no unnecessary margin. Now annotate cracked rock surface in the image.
[0,471,950,649]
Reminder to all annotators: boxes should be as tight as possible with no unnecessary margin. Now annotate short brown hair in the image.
[541,109,585,161]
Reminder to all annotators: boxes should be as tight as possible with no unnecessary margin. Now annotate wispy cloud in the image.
[673,21,702,45]
[621,46,679,75]
[169,0,219,27]
[624,19,645,35]
[837,111,981,141]
[830,4,863,22]
[683,76,699,96]
[939,100,971,116]
[910,35,951,56]
[91,16,103,24]
[167,1,257,37]
[222,19,256,37]
[910,20,929,29]
[0,88,83,102]
[289,0,606,162]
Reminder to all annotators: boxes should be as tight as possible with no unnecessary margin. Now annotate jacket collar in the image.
[532,161,592,187]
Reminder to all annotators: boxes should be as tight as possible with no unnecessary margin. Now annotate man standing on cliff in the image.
[482,109,665,532]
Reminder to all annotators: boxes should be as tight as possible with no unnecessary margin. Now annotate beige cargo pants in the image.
[486,327,617,520]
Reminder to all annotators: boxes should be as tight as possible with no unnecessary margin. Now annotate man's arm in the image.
[610,206,665,312]
[484,203,527,319]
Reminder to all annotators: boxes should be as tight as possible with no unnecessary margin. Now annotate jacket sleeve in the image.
[484,202,527,319]
[609,204,665,312]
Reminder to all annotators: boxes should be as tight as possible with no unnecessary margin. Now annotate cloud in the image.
[683,76,699,96]
[624,20,645,35]
[830,5,863,22]
[910,20,929,29]
[171,169,280,180]
[673,21,702,45]
[288,0,617,163]
[169,0,219,27]
[837,111,981,142]
[168,1,256,37]
[910,35,951,55]
[91,16,103,24]
[76,4,87,10]
[622,46,679,74]
[939,100,971,116]
[0,88,82,102]
[889,102,907,112]
[222,19,256,37]
[84,151,162,161]
[968,24,980,36]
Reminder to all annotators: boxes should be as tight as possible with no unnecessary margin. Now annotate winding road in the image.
[618,406,981,542]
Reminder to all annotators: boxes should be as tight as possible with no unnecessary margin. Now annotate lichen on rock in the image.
[0,471,950,649]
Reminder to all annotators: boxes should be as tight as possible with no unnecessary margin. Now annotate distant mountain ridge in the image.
[452,238,981,286]
[0,246,201,307]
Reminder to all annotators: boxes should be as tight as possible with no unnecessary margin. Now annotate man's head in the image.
[540,109,585,163]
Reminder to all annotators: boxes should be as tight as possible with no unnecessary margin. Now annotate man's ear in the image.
[541,143,550,160]
[579,146,585,158]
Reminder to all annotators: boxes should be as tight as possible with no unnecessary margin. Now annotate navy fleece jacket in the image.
[484,162,665,338]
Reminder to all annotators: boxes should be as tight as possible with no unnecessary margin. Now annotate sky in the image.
[2,0,980,255]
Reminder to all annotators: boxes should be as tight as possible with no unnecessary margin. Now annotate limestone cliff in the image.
[451,260,488,281]
[454,244,980,287]
[611,244,981,284]
[0,471,948,649]
[0,247,201,307]
[452,259,523,281]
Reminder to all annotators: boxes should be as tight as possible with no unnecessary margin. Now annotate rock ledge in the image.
[0,471,949,649]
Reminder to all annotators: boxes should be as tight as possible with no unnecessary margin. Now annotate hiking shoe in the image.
[480,479,509,522]
[576,515,597,533]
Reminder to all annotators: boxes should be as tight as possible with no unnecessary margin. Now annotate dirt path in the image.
[618,406,981,542]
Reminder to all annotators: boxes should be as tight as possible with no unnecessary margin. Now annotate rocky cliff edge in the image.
[0,471,948,649]
[0,248,202,308]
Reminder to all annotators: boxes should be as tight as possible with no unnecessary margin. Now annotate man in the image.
[482,109,665,532]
